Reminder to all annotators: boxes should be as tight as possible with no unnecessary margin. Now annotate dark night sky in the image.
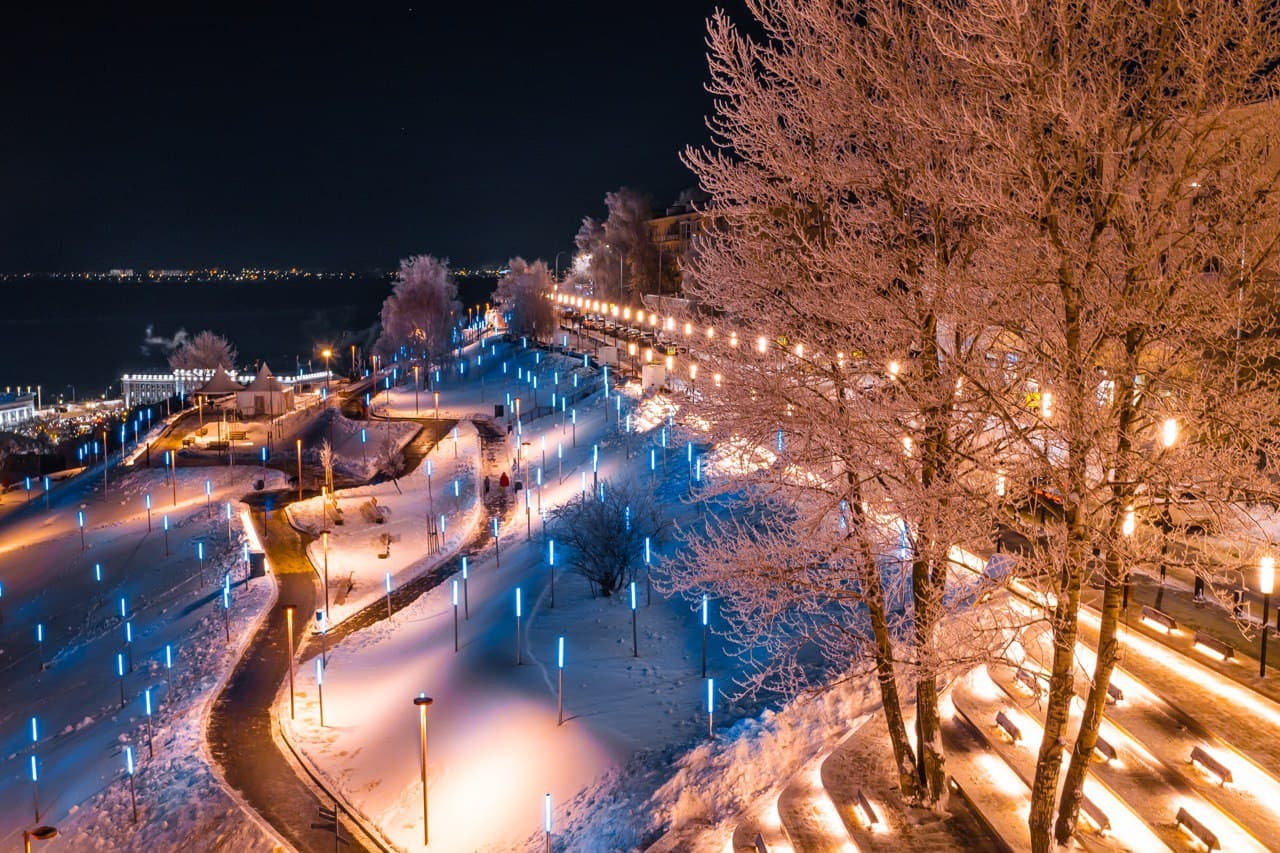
[1,2,726,271]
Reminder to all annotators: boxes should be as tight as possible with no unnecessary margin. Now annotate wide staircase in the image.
[651,610,1280,853]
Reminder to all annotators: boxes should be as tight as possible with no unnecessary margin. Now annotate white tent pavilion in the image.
[236,363,295,416]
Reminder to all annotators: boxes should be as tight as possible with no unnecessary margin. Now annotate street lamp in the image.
[1261,555,1274,678]
[321,348,332,395]
[284,606,296,719]
[1156,417,1179,610]
[22,825,57,853]
[557,635,566,725]
[413,693,434,846]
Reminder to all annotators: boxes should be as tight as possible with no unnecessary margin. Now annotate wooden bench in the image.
[228,430,248,441]
[360,498,387,524]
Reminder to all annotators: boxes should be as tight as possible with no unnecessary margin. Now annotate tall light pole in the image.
[1261,555,1274,678]
[1155,417,1179,611]
[296,438,303,501]
[284,605,296,719]
[413,693,434,846]
[316,657,325,727]
[322,348,332,396]
[23,825,57,853]
[557,635,566,725]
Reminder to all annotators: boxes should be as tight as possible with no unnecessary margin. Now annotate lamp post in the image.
[414,365,420,415]
[78,510,86,551]
[1261,556,1274,678]
[413,693,434,846]
[630,581,639,656]
[284,606,296,719]
[125,620,135,672]
[1156,417,1179,610]
[143,687,154,758]
[222,574,231,643]
[29,755,39,822]
[316,657,325,727]
[117,652,127,708]
[548,539,556,608]
[322,348,332,396]
[701,595,709,678]
[493,517,501,567]
[22,825,57,853]
[385,572,393,620]
[322,530,331,629]
[557,635,566,725]
[125,745,138,823]
[162,514,170,556]
[706,677,715,739]
[544,792,553,853]
[296,438,303,501]
[164,643,174,696]
[452,579,460,651]
[515,587,523,665]
[1121,506,1135,610]
[461,556,470,619]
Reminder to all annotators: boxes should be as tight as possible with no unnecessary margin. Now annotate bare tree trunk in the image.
[1055,569,1122,843]
[865,566,923,802]
[1027,563,1082,853]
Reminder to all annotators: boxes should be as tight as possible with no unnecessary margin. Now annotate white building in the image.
[0,393,37,428]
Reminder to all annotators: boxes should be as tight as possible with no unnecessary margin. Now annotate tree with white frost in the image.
[375,255,460,360]
[930,1,1280,846]
[169,331,237,372]
[672,1,1280,843]
[495,257,557,341]
[669,0,1020,808]
[574,188,659,300]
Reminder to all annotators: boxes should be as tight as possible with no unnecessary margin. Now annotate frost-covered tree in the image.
[495,257,557,341]
[548,477,668,597]
[574,188,658,300]
[933,2,1280,846]
[168,331,236,372]
[675,0,1280,846]
[375,255,460,360]
[667,0,1021,807]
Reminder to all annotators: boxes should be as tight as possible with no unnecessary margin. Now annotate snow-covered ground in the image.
[288,420,482,626]
[0,464,288,849]
[322,409,420,482]
[278,343,760,851]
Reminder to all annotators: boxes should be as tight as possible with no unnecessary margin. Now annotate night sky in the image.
[2,2,725,271]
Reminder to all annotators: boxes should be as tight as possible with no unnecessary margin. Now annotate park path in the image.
[206,392,511,850]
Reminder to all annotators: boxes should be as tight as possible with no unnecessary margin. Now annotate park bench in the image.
[228,430,248,441]
[360,497,387,524]
[378,533,391,558]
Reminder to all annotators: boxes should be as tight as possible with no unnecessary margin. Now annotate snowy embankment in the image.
[287,419,482,626]
[16,467,289,851]
[324,410,421,482]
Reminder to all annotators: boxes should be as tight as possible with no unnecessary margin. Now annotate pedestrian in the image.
[499,471,510,490]
[484,475,491,494]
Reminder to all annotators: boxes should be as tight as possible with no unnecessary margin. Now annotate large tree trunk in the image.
[1055,568,1123,843]
[852,478,922,801]
[1027,565,1084,853]
[865,564,923,802]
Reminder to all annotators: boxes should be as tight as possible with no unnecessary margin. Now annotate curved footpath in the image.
[207,406,514,851]
[207,506,378,852]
